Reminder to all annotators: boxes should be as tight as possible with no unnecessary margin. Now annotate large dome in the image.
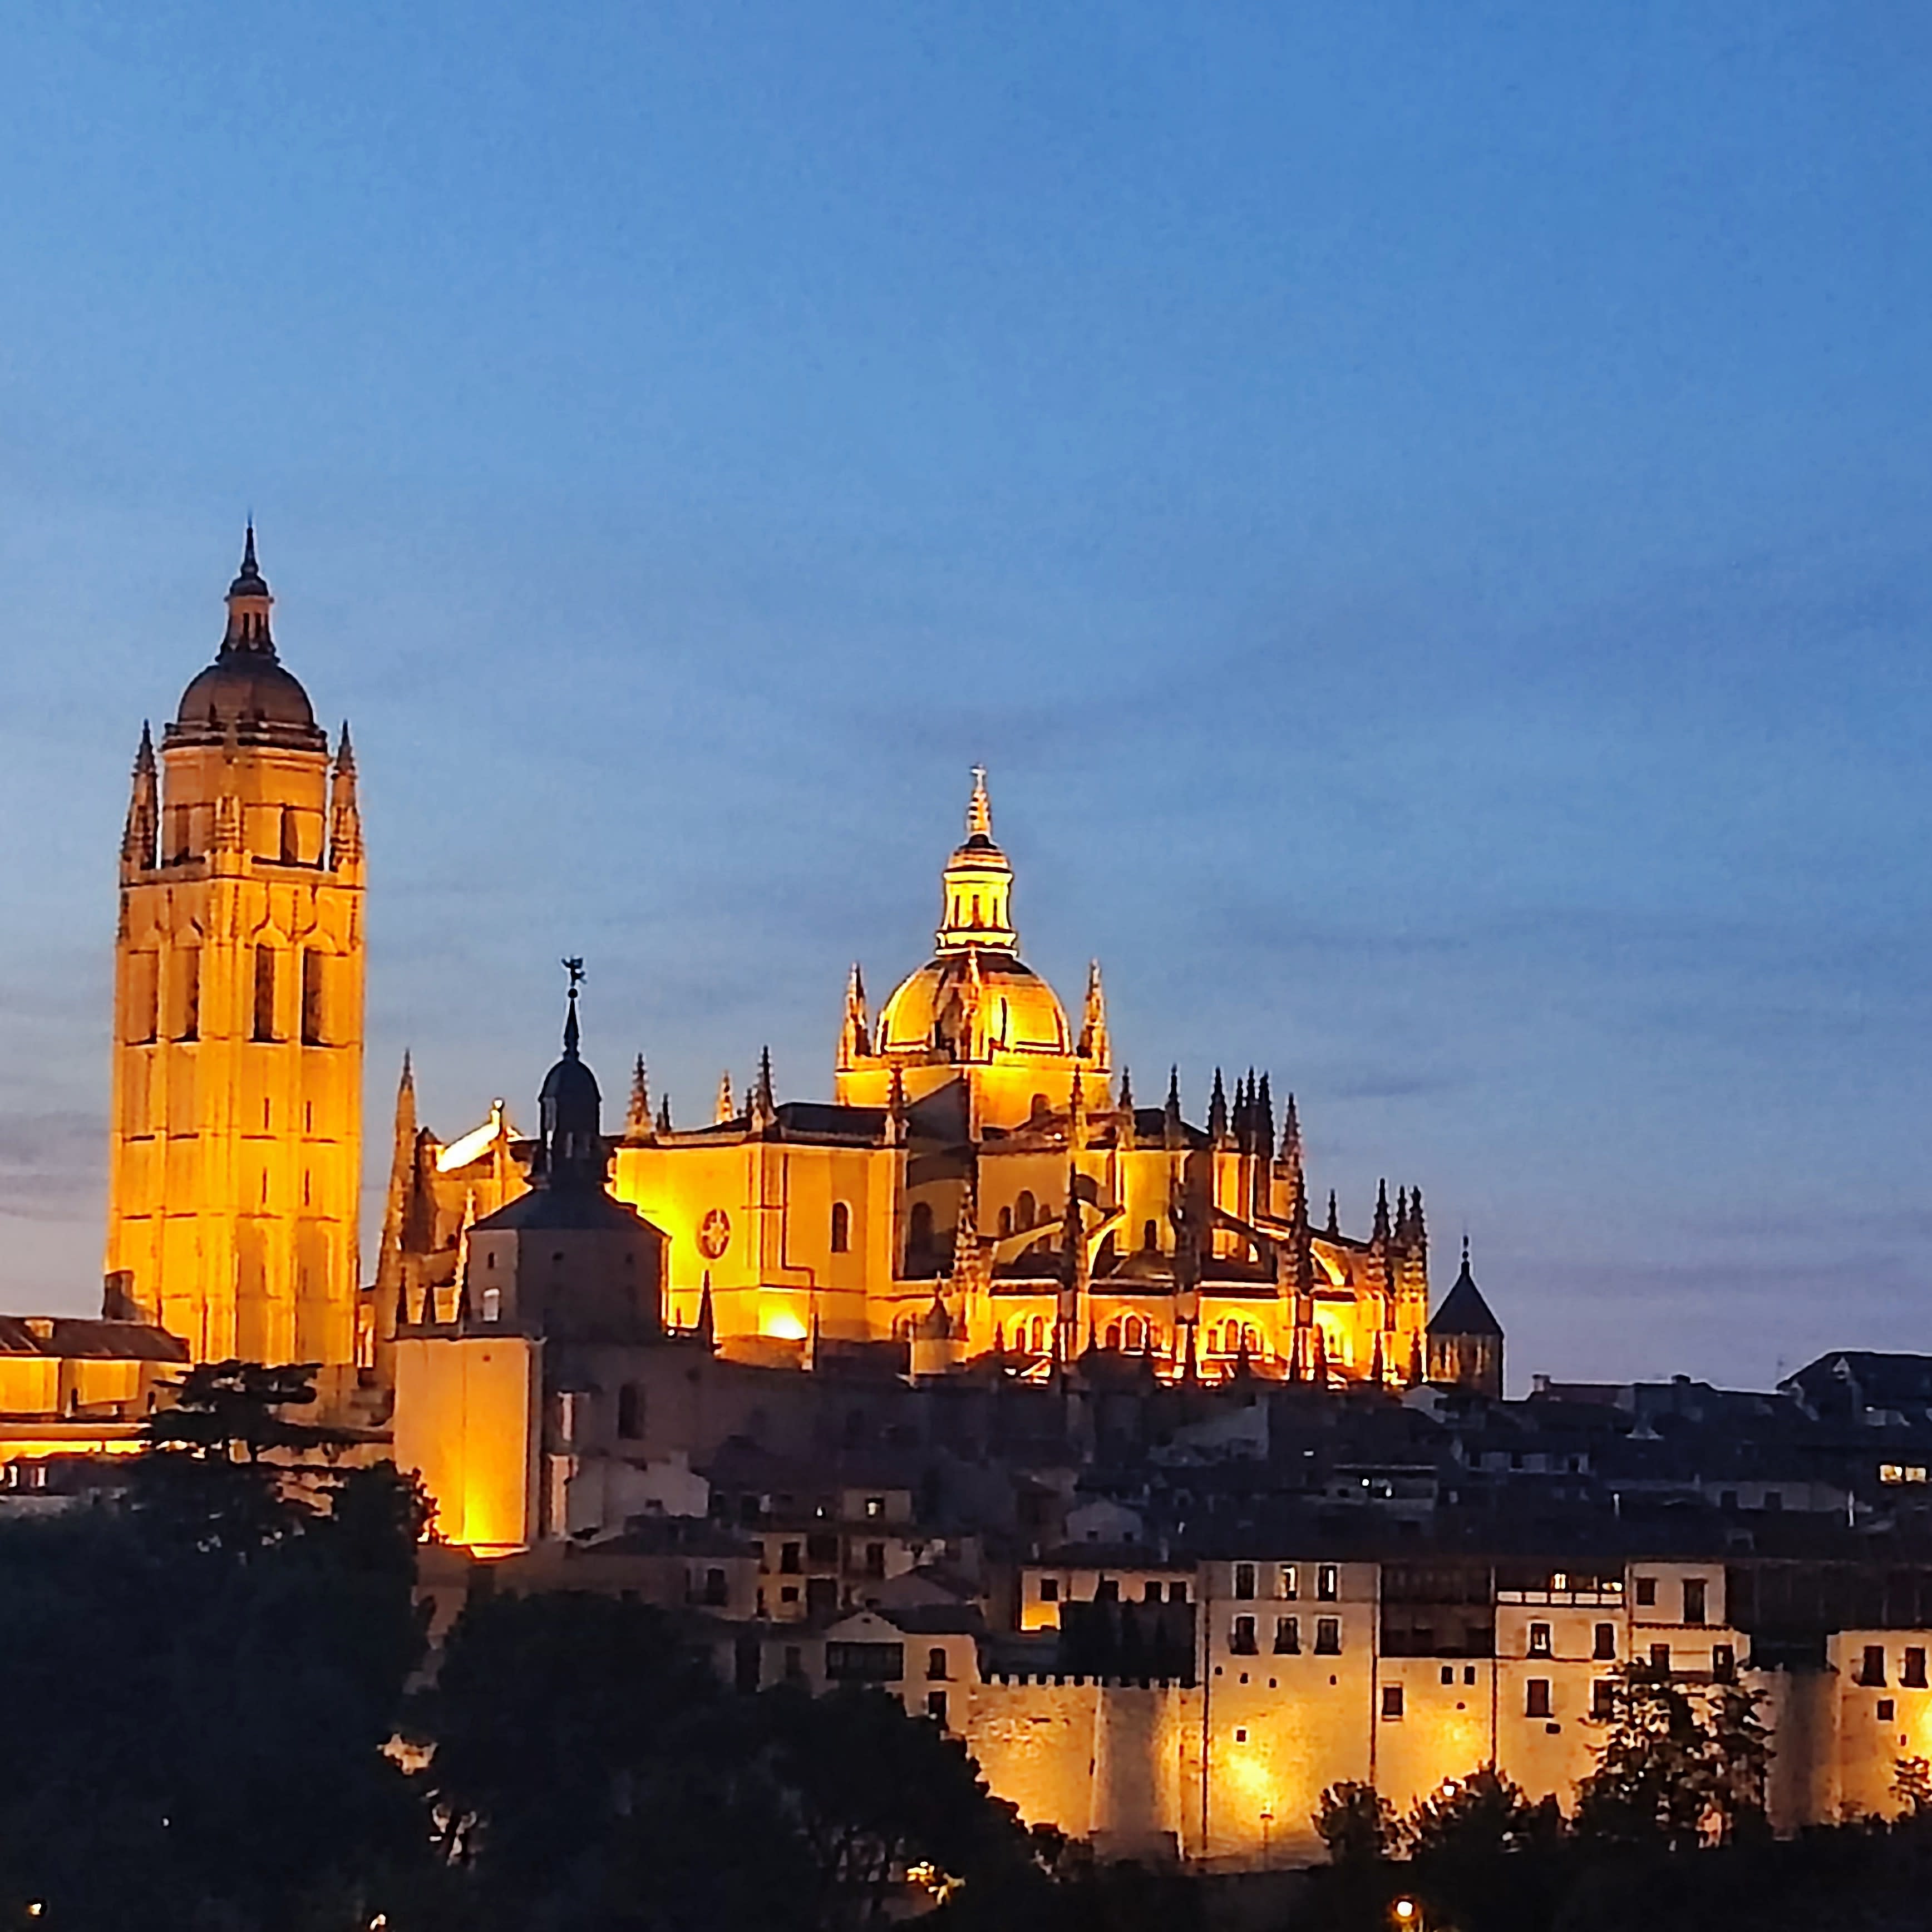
[171,653,325,746]
[878,950,1072,1059]
[166,526,328,751]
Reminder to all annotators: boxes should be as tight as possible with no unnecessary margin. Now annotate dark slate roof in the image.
[0,1318,188,1362]
[1427,1261,1503,1338]
[1783,1353,1932,1408]
[471,1187,658,1235]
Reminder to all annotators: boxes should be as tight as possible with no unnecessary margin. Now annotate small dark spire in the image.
[1373,1178,1391,1244]
[1208,1068,1229,1146]
[696,1274,716,1349]
[241,520,259,577]
[627,1054,650,1135]
[1118,1066,1133,1112]
[1163,1065,1183,1149]
[1279,1091,1303,1168]
[1327,1187,1340,1239]
[560,957,585,1057]
[1256,1071,1275,1157]
[1410,1186,1427,1249]
[655,1093,673,1134]
[1395,1186,1409,1241]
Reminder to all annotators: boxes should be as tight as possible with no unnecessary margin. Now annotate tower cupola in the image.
[935,766,1018,953]
[169,526,325,749]
[533,959,606,1190]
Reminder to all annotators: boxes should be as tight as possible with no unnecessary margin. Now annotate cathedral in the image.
[379,778,1443,1391]
[96,534,1496,1419]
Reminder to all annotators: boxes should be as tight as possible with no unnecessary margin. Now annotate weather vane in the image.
[562,956,585,992]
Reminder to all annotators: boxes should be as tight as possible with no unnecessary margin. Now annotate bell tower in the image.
[104,529,366,1366]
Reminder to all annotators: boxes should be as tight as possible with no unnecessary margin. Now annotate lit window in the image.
[1279,1565,1298,1600]
[1529,1621,1552,1658]
[1880,1463,1905,1485]
[480,1288,501,1322]
[1317,1565,1339,1601]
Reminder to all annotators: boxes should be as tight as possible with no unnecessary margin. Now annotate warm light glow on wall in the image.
[759,1300,809,1341]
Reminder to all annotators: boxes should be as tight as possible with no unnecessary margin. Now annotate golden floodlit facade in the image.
[386,770,1438,1388]
[103,533,366,1369]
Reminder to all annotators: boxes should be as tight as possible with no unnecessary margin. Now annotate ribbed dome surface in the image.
[878,951,1071,1056]
[168,649,327,752]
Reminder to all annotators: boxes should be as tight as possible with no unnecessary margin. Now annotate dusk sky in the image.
[2,3,1928,1389]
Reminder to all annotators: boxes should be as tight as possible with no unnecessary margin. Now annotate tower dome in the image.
[834,770,1105,1131]
[533,964,606,1190]
[167,526,326,750]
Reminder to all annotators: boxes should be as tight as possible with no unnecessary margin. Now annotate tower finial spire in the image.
[561,957,584,1056]
[967,764,991,837]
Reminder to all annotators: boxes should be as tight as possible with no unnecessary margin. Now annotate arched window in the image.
[1027,1317,1047,1353]
[830,1202,851,1254]
[1123,1314,1146,1352]
[1141,1219,1159,1252]
[998,1206,1012,1237]
[1105,1321,1122,1350]
[1016,1191,1036,1231]
[908,1201,935,1260]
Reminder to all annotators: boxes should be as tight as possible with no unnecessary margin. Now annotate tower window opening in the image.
[279,807,299,864]
[1142,1219,1158,1251]
[481,1288,501,1322]
[1016,1191,1036,1232]
[998,1206,1012,1237]
[175,948,200,1041]
[1122,1314,1147,1351]
[127,953,159,1044]
[302,1171,311,1207]
[908,1201,935,1263]
[252,946,277,1042]
[300,950,326,1046]
[830,1202,851,1254]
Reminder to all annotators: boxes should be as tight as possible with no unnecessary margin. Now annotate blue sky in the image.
[1,2,1928,1387]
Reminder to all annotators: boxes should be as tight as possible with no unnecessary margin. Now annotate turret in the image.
[120,724,158,876]
[625,1055,652,1137]
[837,963,872,1071]
[1426,1238,1503,1399]
[328,724,362,874]
[749,1046,778,1135]
[1079,958,1110,1070]
[1208,1068,1230,1149]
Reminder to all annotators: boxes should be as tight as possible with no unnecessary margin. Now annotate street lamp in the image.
[1392,1899,1419,1926]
